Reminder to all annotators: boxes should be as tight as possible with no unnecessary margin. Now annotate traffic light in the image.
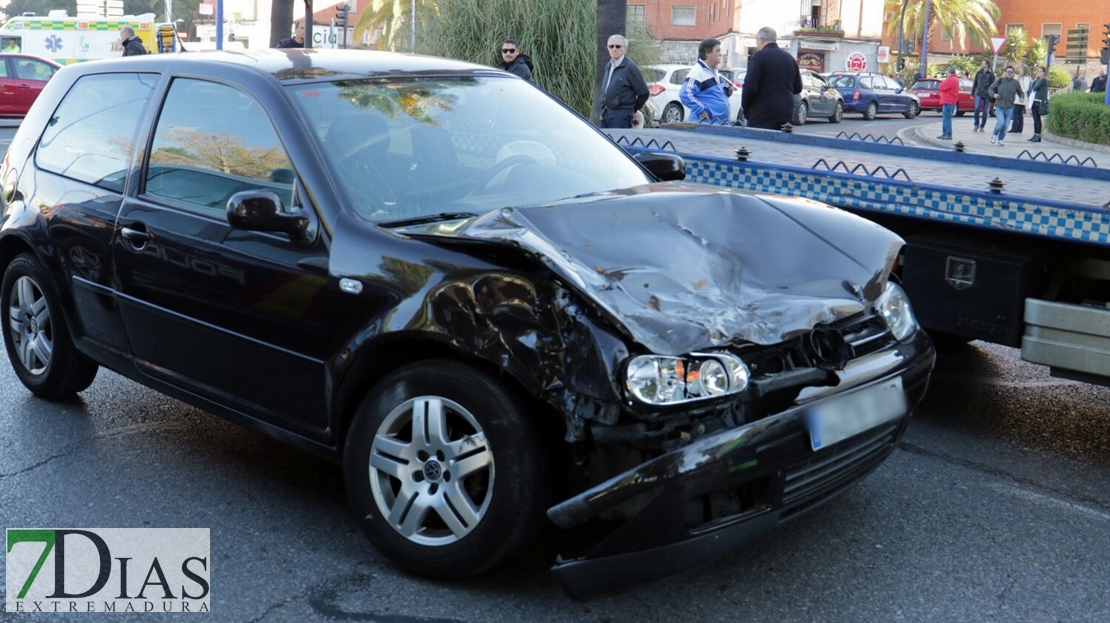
[897,57,905,71]
[1102,23,1110,66]
[1045,34,1059,66]
[336,4,349,29]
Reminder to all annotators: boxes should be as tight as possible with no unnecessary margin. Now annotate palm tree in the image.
[886,0,999,53]
[270,0,295,47]
[354,0,438,51]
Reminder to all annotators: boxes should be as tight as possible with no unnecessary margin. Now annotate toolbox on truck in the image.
[901,238,1032,347]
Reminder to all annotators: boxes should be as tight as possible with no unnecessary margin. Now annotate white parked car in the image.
[643,64,744,125]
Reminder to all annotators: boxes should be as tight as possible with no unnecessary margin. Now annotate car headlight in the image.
[874,282,918,342]
[624,352,750,406]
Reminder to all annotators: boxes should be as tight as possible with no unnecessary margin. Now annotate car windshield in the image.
[827,75,856,88]
[288,76,651,224]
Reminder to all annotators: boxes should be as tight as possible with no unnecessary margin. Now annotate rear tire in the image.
[830,102,843,124]
[1,253,98,399]
[864,101,878,120]
[344,360,549,579]
[661,102,684,124]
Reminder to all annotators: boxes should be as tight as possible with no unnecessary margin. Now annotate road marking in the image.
[986,482,1110,523]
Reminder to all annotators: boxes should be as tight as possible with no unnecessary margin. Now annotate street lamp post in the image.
[896,0,909,71]
[920,0,932,78]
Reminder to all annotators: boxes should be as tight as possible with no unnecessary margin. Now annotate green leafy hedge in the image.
[1044,92,1110,146]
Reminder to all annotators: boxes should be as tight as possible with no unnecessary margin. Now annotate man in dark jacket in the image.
[500,39,534,83]
[1091,72,1107,93]
[277,22,305,49]
[740,27,802,130]
[119,26,147,56]
[599,34,649,129]
[971,60,994,132]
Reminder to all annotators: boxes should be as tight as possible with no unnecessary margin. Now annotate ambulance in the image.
[0,13,175,64]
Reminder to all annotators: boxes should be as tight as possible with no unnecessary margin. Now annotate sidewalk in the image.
[902,116,1109,166]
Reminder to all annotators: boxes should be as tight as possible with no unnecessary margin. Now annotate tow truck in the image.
[613,125,1110,386]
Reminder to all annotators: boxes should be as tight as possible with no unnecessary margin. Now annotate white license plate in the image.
[806,377,906,451]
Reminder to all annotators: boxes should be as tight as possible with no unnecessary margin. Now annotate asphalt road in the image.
[1,115,1109,622]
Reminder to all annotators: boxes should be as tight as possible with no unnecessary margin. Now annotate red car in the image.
[909,77,975,116]
[0,54,61,117]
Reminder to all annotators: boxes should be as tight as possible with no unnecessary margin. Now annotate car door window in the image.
[36,73,156,192]
[144,78,294,213]
[0,61,9,79]
[16,59,53,81]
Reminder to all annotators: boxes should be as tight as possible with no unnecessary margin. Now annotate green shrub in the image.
[1044,92,1110,145]
[1046,65,1070,89]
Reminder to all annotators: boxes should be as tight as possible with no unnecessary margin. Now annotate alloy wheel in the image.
[8,275,51,375]
[368,396,495,546]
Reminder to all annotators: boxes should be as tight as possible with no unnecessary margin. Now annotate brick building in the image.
[631,0,887,72]
[882,0,1109,77]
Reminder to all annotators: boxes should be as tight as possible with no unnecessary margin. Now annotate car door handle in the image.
[120,226,151,250]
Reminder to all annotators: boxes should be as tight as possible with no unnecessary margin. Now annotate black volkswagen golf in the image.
[0,49,934,599]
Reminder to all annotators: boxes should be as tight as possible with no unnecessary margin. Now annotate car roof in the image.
[0,53,61,67]
[56,49,503,83]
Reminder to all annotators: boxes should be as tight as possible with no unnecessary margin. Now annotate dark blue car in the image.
[827,72,920,120]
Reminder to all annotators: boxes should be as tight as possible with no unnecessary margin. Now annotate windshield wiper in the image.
[379,212,478,228]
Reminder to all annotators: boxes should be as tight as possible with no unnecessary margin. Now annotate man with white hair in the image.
[599,34,649,129]
[119,26,147,56]
[739,27,801,130]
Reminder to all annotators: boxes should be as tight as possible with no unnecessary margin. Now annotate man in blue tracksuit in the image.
[680,38,733,124]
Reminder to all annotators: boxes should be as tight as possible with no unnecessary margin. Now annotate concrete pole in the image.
[920,0,932,78]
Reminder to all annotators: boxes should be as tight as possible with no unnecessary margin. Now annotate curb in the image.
[1042,129,1110,155]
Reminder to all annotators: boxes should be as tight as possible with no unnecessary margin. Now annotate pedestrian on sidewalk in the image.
[740,27,802,130]
[1092,72,1107,93]
[680,38,733,124]
[971,60,995,132]
[598,34,649,129]
[937,66,959,140]
[1027,67,1048,143]
[988,66,1019,146]
[1010,64,1030,135]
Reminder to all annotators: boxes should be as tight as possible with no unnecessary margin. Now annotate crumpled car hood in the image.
[400,184,903,355]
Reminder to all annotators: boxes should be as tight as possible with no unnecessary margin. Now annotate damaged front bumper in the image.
[547,330,935,600]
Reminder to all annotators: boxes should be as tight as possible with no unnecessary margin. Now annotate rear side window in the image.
[143,78,294,213]
[641,68,665,83]
[36,73,156,192]
[859,76,873,89]
[671,69,689,85]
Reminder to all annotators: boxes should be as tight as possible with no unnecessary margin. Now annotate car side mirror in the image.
[634,151,685,182]
[226,190,311,243]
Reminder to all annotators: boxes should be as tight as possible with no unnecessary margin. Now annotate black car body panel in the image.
[0,49,935,598]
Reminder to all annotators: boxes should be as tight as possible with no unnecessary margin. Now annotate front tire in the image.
[1,253,98,399]
[344,360,549,579]
[904,101,920,119]
[794,101,808,126]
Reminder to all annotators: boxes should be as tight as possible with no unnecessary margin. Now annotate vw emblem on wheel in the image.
[422,460,443,482]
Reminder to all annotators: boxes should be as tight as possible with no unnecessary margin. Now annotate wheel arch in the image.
[330,334,566,458]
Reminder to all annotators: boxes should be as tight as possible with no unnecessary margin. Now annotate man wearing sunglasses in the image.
[987,65,1021,146]
[500,39,534,83]
[599,34,649,129]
